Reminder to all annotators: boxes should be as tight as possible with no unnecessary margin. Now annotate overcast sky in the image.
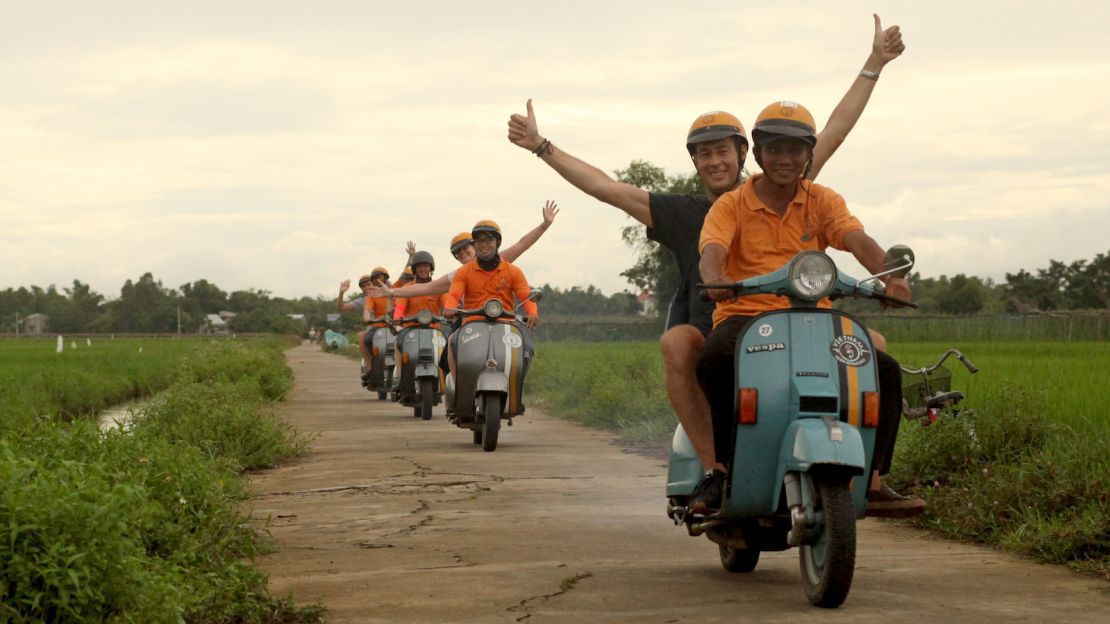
[2,1,1108,300]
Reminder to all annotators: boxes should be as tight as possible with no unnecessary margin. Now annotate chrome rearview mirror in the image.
[882,245,915,278]
[858,245,915,286]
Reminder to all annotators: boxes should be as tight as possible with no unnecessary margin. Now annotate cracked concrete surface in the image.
[253,345,1108,623]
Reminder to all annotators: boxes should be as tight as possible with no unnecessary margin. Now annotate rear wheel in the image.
[720,545,760,573]
[481,393,501,452]
[799,476,856,608]
[472,430,482,445]
[420,379,434,420]
[377,391,387,400]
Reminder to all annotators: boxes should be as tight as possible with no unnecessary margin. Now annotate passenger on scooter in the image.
[336,272,390,378]
[361,267,395,384]
[696,100,922,517]
[506,15,904,496]
[443,220,539,379]
[369,200,559,300]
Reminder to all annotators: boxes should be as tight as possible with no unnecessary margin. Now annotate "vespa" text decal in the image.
[746,342,785,354]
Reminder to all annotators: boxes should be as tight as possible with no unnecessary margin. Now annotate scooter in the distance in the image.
[362,316,396,401]
[444,292,540,452]
[667,246,916,608]
[391,309,447,420]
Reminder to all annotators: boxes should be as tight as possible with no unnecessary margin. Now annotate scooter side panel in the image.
[666,425,703,497]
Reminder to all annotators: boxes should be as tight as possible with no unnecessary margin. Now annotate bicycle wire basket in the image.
[901,365,953,409]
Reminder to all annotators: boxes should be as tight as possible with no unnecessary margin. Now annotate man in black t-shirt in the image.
[507,16,905,503]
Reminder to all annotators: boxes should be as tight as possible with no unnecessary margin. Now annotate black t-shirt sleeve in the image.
[646,193,703,250]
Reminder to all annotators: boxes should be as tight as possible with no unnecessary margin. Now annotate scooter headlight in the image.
[416,309,433,326]
[482,300,504,318]
[788,251,836,300]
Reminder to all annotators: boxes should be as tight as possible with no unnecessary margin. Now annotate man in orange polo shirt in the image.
[443,220,538,378]
[695,101,922,517]
[361,267,395,384]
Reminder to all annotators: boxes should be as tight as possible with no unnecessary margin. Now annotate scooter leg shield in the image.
[666,425,703,497]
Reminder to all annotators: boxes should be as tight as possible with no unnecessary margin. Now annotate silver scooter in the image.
[391,309,447,420]
[444,292,541,452]
[363,316,396,401]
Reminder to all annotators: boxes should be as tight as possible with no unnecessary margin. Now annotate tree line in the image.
[0,273,647,336]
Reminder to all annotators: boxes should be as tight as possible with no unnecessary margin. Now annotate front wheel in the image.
[799,476,856,608]
[720,545,760,573]
[472,430,482,445]
[377,391,387,401]
[481,393,501,452]
[420,378,434,420]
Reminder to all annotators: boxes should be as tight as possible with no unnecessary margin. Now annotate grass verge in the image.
[0,338,322,622]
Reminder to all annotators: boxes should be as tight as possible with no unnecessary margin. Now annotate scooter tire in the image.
[420,379,434,420]
[377,391,387,401]
[720,545,760,573]
[481,393,501,452]
[799,476,856,608]
[472,430,482,445]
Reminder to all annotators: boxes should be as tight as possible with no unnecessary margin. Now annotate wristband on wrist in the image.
[859,68,880,80]
[532,138,552,157]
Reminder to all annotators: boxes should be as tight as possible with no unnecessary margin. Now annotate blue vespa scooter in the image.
[666,247,915,608]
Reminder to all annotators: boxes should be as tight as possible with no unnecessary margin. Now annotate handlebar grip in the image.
[958,354,979,374]
[872,291,919,309]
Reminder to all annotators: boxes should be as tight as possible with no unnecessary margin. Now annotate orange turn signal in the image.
[738,388,758,425]
[401,352,410,365]
[863,391,879,428]
[371,347,380,357]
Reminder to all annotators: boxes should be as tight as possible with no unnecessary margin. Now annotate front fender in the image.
[779,417,866,474]
[476,369,509,394]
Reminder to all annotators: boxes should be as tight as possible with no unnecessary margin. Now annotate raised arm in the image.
[502,200,558,263]
[368,274,451,299]
[809,14,905,181]
[508,99,652,226]
[336,280,356,312]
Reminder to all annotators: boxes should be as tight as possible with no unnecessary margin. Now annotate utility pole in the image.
[177,306,181,337]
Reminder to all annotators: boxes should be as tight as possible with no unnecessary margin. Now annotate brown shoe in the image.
[866,484,926,518]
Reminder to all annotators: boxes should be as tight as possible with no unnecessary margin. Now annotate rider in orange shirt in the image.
[443,220,538,378]
[393,251,447,328]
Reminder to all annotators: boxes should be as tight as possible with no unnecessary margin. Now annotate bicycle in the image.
[900,349,978,425]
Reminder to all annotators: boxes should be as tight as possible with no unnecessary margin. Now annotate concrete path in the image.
[252,345,1108,623]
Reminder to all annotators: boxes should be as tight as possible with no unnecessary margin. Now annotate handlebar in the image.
[900,348,978,376]
[869,290,920,309]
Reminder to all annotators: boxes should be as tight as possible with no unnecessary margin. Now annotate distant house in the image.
[287,314,306,326]
[326,313,341,324]
[637,291,656,317]
[200,314,229,335]
[218,311,237,321]
[23,313,48,335]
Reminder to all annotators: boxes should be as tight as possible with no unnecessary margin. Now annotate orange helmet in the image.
[751,101,817,147]
[357,273,374,286]
[449,232,473,255]
[471,220,502,246]
[686,110,748,156]
[369,266,390,282]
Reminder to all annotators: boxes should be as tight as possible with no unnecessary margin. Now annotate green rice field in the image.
[0,337,223,431]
